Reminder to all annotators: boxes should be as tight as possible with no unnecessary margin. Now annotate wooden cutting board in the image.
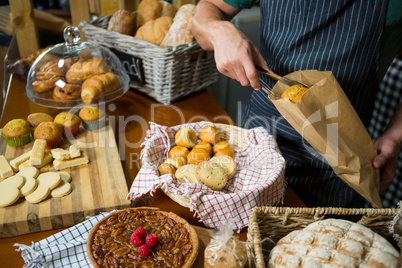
[0,122,131,238]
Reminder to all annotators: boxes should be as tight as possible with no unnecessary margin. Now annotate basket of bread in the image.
[248,206,402,268]
[80,1,219,105]
[128,121,286,230]
[25,26,129,108]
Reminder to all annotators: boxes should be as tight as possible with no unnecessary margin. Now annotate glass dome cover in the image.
[26,26,129,108]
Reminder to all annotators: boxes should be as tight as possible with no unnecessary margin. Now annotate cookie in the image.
[9,150,31,171]
[50,171,72,198]
[51,148,71,160]
[175,164,198,183]
[0,155,14,179]
[0,175,25,207]
[19,152,53,169]
[18,166,39,197]
[25,172,61,203]
[195,161,229,190]
[30,139,47,165]
[53,152,88,170]
[209,155,237,178]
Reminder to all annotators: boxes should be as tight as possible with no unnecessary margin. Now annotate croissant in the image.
[66,57,109,83]
[32,76,65,93]
[81,72,121,104]
[36,61,68,80]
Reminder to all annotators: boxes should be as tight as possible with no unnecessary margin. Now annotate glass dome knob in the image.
[63,26,81,45]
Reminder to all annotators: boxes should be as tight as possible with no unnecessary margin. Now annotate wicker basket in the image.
[248,206,399,268]
[164,123,250,207]
[80,16,219,105]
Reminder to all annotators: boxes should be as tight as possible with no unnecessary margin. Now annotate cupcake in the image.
[33,121,63,149]
[54,112,81,137]
[78,106,105,130]
[27,113,54,133]
[2,119,31,147]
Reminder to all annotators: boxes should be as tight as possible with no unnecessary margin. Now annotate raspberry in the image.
[130,232,143,246]
[134,227,147,240]
[138,244,151,257]
[145,233,158,248]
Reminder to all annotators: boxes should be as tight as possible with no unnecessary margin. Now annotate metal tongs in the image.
[255,64,310,99]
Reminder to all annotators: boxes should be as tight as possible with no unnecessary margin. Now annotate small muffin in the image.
[158,163,176,176]
[27,113,54,132]
[168,145,190,159]
[199,125,220,144]
[175,127,196,148]
[33,121,63,149]
[2,119,31,147]
[164,156,187,169]
[193,141,213,156]
[213,141,234,154]
[187,148,210,165]
[209,155,237,178]
[54,112,81,137]
[79,106,105,130]
[175,164,198,183]
[195,161,229,190]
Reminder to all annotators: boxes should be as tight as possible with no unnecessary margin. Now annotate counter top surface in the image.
[0,75,305,267]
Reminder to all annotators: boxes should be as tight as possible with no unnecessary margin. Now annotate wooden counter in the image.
[0,75,305,267]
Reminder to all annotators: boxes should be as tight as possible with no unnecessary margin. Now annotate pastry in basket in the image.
[175,164,198,183]
[159,0,177,18]
[164,156,187,169]
[199,125,220,144]
[136,0,162,27]
[160,4,196,47]
[169,145,190,159]
[66,57,110,83]
[107,10,137,36]
[281,84,308,104]
[187,147,211,164]
[209,155,236,178]
[268,218,401,268]
[81,72,121,104]
[134,16,173,46]
[87,207,199,268]
[175,126,197,148]
[195,161,229,190]
[53,83,81,100]
[158,162,176,175]
[193,141,213,156]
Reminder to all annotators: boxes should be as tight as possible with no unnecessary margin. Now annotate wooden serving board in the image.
[0,122,131,238]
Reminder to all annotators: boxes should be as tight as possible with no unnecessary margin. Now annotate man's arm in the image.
[373,102,402,194]
[191,0,267,90]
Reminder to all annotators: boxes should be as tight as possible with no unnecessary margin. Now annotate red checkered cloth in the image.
[127,121,286,230]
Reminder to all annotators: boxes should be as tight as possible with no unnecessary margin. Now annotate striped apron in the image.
[240,0,388,207]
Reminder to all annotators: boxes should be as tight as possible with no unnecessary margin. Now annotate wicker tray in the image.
[80,16,219,105]
[248,206,399,268]
[164,123,250,207]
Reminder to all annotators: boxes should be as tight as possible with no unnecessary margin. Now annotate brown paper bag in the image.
[268,70,381,208]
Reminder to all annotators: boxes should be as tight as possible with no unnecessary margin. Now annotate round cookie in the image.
[175,127,196,148]
[0,175,25,207]
[195,161,229,190]
[175,164,198,183]
[209,155,237,178]
[17,167,39,197]
[25,172,61,203]
[50,171,72,198]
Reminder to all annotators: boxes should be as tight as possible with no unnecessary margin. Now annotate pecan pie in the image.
[87,207,199,268]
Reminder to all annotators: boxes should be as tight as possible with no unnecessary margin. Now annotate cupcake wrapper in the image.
[3,132,31,147]
[82,116,105,131]
[43,136,62,149]
[63,122,81,138]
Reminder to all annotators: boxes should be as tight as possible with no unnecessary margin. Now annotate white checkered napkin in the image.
[14,211,113,268]
[128,121,286,230]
